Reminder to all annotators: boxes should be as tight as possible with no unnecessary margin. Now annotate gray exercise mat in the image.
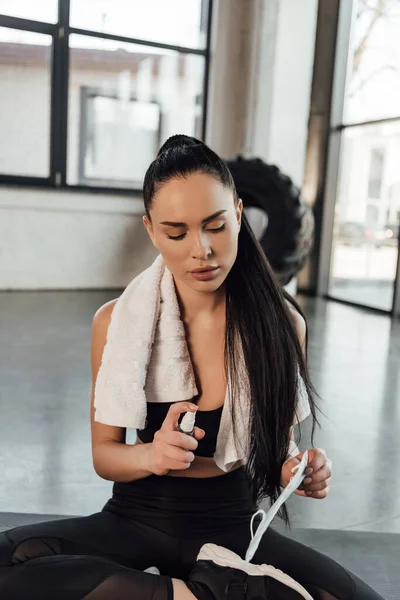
[284,527,400,600]
[0,514,398,599]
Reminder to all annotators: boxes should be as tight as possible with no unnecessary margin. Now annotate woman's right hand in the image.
[145,402,205,476]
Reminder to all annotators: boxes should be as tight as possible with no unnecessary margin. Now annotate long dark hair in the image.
[143,134,319,524]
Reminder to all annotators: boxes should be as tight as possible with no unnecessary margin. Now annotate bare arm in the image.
[287,305,307,459]
[90,300,153,482]
[288,303,307,351]
[90,301,202,482]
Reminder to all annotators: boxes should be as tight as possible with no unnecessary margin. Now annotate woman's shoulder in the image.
[92,298,119,331]
[91,299,120,359]
[285,299,306,348]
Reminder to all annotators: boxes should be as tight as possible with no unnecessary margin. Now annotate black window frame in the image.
[0,0,213,195]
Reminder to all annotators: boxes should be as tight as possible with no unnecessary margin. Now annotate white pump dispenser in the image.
[178,410,196,436]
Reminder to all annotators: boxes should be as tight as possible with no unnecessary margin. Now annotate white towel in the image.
[94,255,250,471]
[94,255,309,472]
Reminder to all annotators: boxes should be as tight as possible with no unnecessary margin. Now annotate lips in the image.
[191,266,219,274]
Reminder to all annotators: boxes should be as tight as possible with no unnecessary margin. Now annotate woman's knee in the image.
[0,529,61,565]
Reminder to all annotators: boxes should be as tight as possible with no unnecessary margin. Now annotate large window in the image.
[0,0,212,191]
[326,0,400,314]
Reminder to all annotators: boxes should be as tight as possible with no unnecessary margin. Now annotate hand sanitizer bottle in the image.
[178,410,196,436]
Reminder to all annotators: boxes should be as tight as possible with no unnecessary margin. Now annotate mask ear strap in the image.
[245,450,309,563]
[250,509,266,540]
[246,509,268,562]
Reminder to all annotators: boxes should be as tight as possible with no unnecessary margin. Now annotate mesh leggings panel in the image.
[0,554,173,600]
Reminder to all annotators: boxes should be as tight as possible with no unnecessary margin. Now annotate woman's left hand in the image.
[281,448,332,499]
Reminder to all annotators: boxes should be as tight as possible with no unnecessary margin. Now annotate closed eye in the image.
[167,233,186,241]
[167,224,226,241]
[207,224,226,233]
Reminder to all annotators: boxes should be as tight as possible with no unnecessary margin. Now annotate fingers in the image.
[166,430,199,451]
[162,402,198,431]
[304,477,332,493]
[307,448,327,472]
[295,485,331,499]
[303,462,332,487]
[193,427,205,441]
[300,451,332,499]
[153,403,208,474]
[163,444,195,466]
[304,484,331,499]
[163,458,193,471]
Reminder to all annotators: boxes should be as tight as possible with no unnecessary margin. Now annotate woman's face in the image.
[143,172,242,293]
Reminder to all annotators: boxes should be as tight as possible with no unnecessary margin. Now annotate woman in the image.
[0,136,382,600]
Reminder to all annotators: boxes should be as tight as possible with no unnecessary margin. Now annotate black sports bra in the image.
[137,403,224,457]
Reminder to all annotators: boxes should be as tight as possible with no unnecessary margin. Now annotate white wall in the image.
[0,189,157,289]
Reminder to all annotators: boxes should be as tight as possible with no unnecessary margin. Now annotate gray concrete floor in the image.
[0,291,399,533]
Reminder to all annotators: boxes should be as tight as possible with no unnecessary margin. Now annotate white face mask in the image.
[245,450,309,563]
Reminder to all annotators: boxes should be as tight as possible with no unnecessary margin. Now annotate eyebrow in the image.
[159,210,227,228]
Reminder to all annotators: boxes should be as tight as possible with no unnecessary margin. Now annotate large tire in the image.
[227,156,314,285]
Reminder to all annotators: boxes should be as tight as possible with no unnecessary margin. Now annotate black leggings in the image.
[0,469,383,600]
